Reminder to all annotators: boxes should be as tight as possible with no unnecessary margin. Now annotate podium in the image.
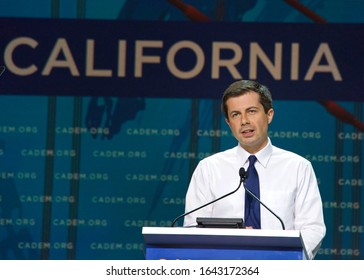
[142,227,307,260]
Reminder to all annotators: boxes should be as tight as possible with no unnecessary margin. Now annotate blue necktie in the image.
[244,155,261,229]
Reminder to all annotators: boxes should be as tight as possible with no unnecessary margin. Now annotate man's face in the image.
[225,91,274,154]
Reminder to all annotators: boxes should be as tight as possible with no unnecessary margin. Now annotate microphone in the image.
[171,167,247,227]
[243,174,286,230]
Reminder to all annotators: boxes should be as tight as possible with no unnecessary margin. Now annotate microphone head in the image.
[239,167,248,180]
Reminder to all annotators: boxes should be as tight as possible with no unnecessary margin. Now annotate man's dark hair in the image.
[221,80,273,119]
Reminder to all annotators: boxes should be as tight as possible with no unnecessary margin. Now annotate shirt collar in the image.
[236,138,273,168]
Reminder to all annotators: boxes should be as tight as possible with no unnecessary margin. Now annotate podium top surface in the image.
[142,227,303,249]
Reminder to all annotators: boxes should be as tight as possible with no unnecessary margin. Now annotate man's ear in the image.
[267,108,274,124]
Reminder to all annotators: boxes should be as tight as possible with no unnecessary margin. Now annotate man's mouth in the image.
[241,129,254,136]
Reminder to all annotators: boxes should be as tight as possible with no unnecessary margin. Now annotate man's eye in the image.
[231,113,239,118]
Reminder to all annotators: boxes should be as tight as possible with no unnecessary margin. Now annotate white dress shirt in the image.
[183,138,326,259]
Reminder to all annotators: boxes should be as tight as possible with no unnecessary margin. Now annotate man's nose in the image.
[241,113,250,125]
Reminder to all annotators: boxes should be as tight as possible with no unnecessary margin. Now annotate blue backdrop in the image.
[0,0,363,260]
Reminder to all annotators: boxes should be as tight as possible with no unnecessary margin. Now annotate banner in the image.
[0,18,363,100]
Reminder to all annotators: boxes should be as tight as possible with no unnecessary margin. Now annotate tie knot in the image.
[248,155,257,165]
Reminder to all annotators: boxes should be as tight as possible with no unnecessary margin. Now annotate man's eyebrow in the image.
[246,106,259,110]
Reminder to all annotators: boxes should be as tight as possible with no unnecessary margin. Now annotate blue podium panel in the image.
[145,247,303,260]
[142,227,305,260]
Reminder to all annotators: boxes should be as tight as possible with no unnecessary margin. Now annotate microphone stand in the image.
[242,181,286,230]
[171,168,247,227]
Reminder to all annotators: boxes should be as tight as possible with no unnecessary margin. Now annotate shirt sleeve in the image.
[294,161,326,259]
[183,160,213,227]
